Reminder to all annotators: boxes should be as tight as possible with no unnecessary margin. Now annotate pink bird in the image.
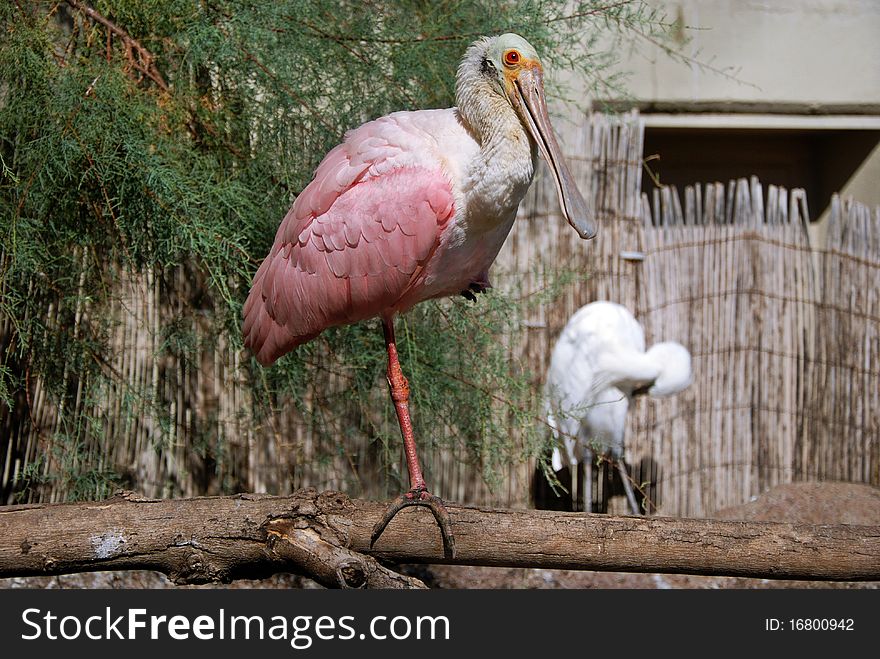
[243,33,594,558]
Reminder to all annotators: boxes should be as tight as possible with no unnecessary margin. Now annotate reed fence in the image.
[2,110,877,518]
[500,112,878,516]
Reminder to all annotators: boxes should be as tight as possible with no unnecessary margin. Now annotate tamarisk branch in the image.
[64,0,169,90]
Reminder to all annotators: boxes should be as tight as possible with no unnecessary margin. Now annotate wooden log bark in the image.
[263,519,425,589]
[1,488,877,585]
[1,489,425,589]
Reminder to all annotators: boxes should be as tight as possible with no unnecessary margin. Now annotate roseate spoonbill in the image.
[545,301,691,515]
[243,33,594,558]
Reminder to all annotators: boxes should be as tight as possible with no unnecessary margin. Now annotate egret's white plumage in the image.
[545,301,692,514]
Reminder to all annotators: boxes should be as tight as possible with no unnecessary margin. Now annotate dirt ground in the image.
[3,481,878,589]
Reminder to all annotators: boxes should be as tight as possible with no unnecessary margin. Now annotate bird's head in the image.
[458,33,595,239]
[644,342,693,397]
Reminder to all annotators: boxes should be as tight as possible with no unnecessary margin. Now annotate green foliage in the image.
[0,1,672,502]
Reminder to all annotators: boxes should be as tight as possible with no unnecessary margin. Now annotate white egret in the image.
[545,301,692,514]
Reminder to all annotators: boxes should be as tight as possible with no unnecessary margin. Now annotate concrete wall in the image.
[609,0,880,107]
[580,0,880,226]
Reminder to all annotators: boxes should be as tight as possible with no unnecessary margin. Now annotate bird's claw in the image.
[370,488,456,559]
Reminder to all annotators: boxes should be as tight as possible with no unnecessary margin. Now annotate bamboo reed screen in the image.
[635,178,817,515]
[2,111,878,517]
[808,195,880,485]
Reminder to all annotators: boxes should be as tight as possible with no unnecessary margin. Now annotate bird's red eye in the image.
[504,50,520,66]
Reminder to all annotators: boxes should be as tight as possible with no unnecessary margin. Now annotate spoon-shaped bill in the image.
[513,67,595,240]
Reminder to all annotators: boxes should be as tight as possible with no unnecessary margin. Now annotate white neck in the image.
[454,50,537,220]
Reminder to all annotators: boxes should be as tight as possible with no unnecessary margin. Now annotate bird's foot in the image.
[370,486,456,559]
[459,281,491,303]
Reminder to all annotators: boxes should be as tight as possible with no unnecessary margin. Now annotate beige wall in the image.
[608,0,880,107]
[576,0,880,228]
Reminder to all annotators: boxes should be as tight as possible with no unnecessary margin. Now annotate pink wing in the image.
[242,119,455,366]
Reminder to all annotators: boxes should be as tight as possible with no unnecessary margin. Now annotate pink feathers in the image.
[242,115,456,366]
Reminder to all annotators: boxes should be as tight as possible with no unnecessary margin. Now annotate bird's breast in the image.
[389,109,536,306]
[411,140,535,302]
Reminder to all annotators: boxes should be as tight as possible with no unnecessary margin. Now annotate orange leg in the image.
[384,320,426,491]
[369,317,456,559]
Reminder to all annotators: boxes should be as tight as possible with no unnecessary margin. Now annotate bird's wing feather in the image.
[243,114,456,366]
[544,302,645,448]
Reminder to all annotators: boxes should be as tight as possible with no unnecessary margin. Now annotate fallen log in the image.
[1,488,877,586]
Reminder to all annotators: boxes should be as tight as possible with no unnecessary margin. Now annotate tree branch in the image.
[64,0,169,91]
[0,488,877,586]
